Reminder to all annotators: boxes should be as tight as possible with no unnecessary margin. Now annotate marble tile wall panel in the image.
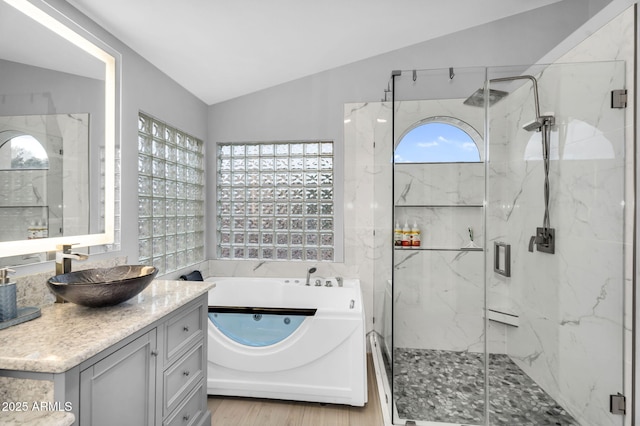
[394,163,484,207]
[372,104,394,355]
[393,249,486,352]
[342,102,378,333]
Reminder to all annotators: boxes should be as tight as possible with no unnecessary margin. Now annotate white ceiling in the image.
[65,0,561,105]
[0,2,104,80]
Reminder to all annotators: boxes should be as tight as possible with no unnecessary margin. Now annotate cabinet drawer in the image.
[165,302,203,362]
[164,342,204,415]
[163,379,206,426]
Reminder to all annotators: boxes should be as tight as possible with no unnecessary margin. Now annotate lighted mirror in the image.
[0,0,117,264]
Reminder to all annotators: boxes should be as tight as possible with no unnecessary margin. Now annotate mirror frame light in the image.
[0,0,116,257]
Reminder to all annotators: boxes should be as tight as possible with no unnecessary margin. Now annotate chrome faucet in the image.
[305,267,317,286]
[54,244,88,303]
[55,244,89,275]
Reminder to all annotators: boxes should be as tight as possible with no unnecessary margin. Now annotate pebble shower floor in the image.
[392,348,579,425]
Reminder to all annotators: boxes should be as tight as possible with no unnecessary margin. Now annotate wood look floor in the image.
[207,354,384,426]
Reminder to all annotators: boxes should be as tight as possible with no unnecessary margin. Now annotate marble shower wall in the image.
[393,160,487,352]
[390,99,506,353]
[484,8,633,426]
[346,99,507,354]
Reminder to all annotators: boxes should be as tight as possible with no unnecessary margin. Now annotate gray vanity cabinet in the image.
[70,294,209,425]
[0,282,213,426]
[79,330,157,426]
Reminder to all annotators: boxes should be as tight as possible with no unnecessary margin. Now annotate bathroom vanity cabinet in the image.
[78,299,207,426]
[0,280,212,426]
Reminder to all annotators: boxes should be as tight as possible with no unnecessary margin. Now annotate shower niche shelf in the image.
[394,247,483,252]
[394,203,483,251]
[394,204,484,208]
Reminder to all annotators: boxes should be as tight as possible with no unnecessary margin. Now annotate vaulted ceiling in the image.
[66,0,562,105]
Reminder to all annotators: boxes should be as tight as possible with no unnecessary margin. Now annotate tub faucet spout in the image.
[305,267,317,286]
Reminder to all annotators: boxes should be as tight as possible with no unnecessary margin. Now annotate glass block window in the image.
[138,112,205,274]
[217,141,334,261]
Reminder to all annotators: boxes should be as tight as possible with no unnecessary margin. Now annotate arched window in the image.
[0,131,49,170]
[395,117,482,163]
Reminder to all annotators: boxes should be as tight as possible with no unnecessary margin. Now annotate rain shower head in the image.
[466,75,554,133]
[463,88,509,107]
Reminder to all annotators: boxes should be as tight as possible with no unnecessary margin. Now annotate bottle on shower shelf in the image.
[411,222,421,247]
[401,220,411,247]
[394,222,402,246]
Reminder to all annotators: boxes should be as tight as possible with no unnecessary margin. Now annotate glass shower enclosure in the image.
[369,61,628,425]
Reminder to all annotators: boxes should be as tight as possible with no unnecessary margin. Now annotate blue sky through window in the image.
[395,122,480,163]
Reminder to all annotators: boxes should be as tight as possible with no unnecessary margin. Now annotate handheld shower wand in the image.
[305,267,317,286]
[489,75,556,254]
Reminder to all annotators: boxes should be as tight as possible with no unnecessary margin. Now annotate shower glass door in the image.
[390,60,627,426]
[484,61,626,426]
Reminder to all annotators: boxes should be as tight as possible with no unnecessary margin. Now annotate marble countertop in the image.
[3,410,74,426]
[0,280,214,374]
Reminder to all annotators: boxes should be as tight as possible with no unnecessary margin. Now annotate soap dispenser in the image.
[0,268,17,322]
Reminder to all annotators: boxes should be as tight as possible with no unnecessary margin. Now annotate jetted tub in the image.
[206,276,367,406]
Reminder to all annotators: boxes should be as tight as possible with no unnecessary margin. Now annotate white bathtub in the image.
[205,276,367,406]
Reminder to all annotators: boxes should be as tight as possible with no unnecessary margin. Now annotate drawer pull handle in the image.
[183,414,190,421]
[183,370,190,377]
[150,350,158,357]
[183,325,189,332]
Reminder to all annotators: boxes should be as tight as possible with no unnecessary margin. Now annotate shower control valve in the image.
[528,227,555,254]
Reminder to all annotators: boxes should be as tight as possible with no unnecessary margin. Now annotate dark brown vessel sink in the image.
[47,265,158,307]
